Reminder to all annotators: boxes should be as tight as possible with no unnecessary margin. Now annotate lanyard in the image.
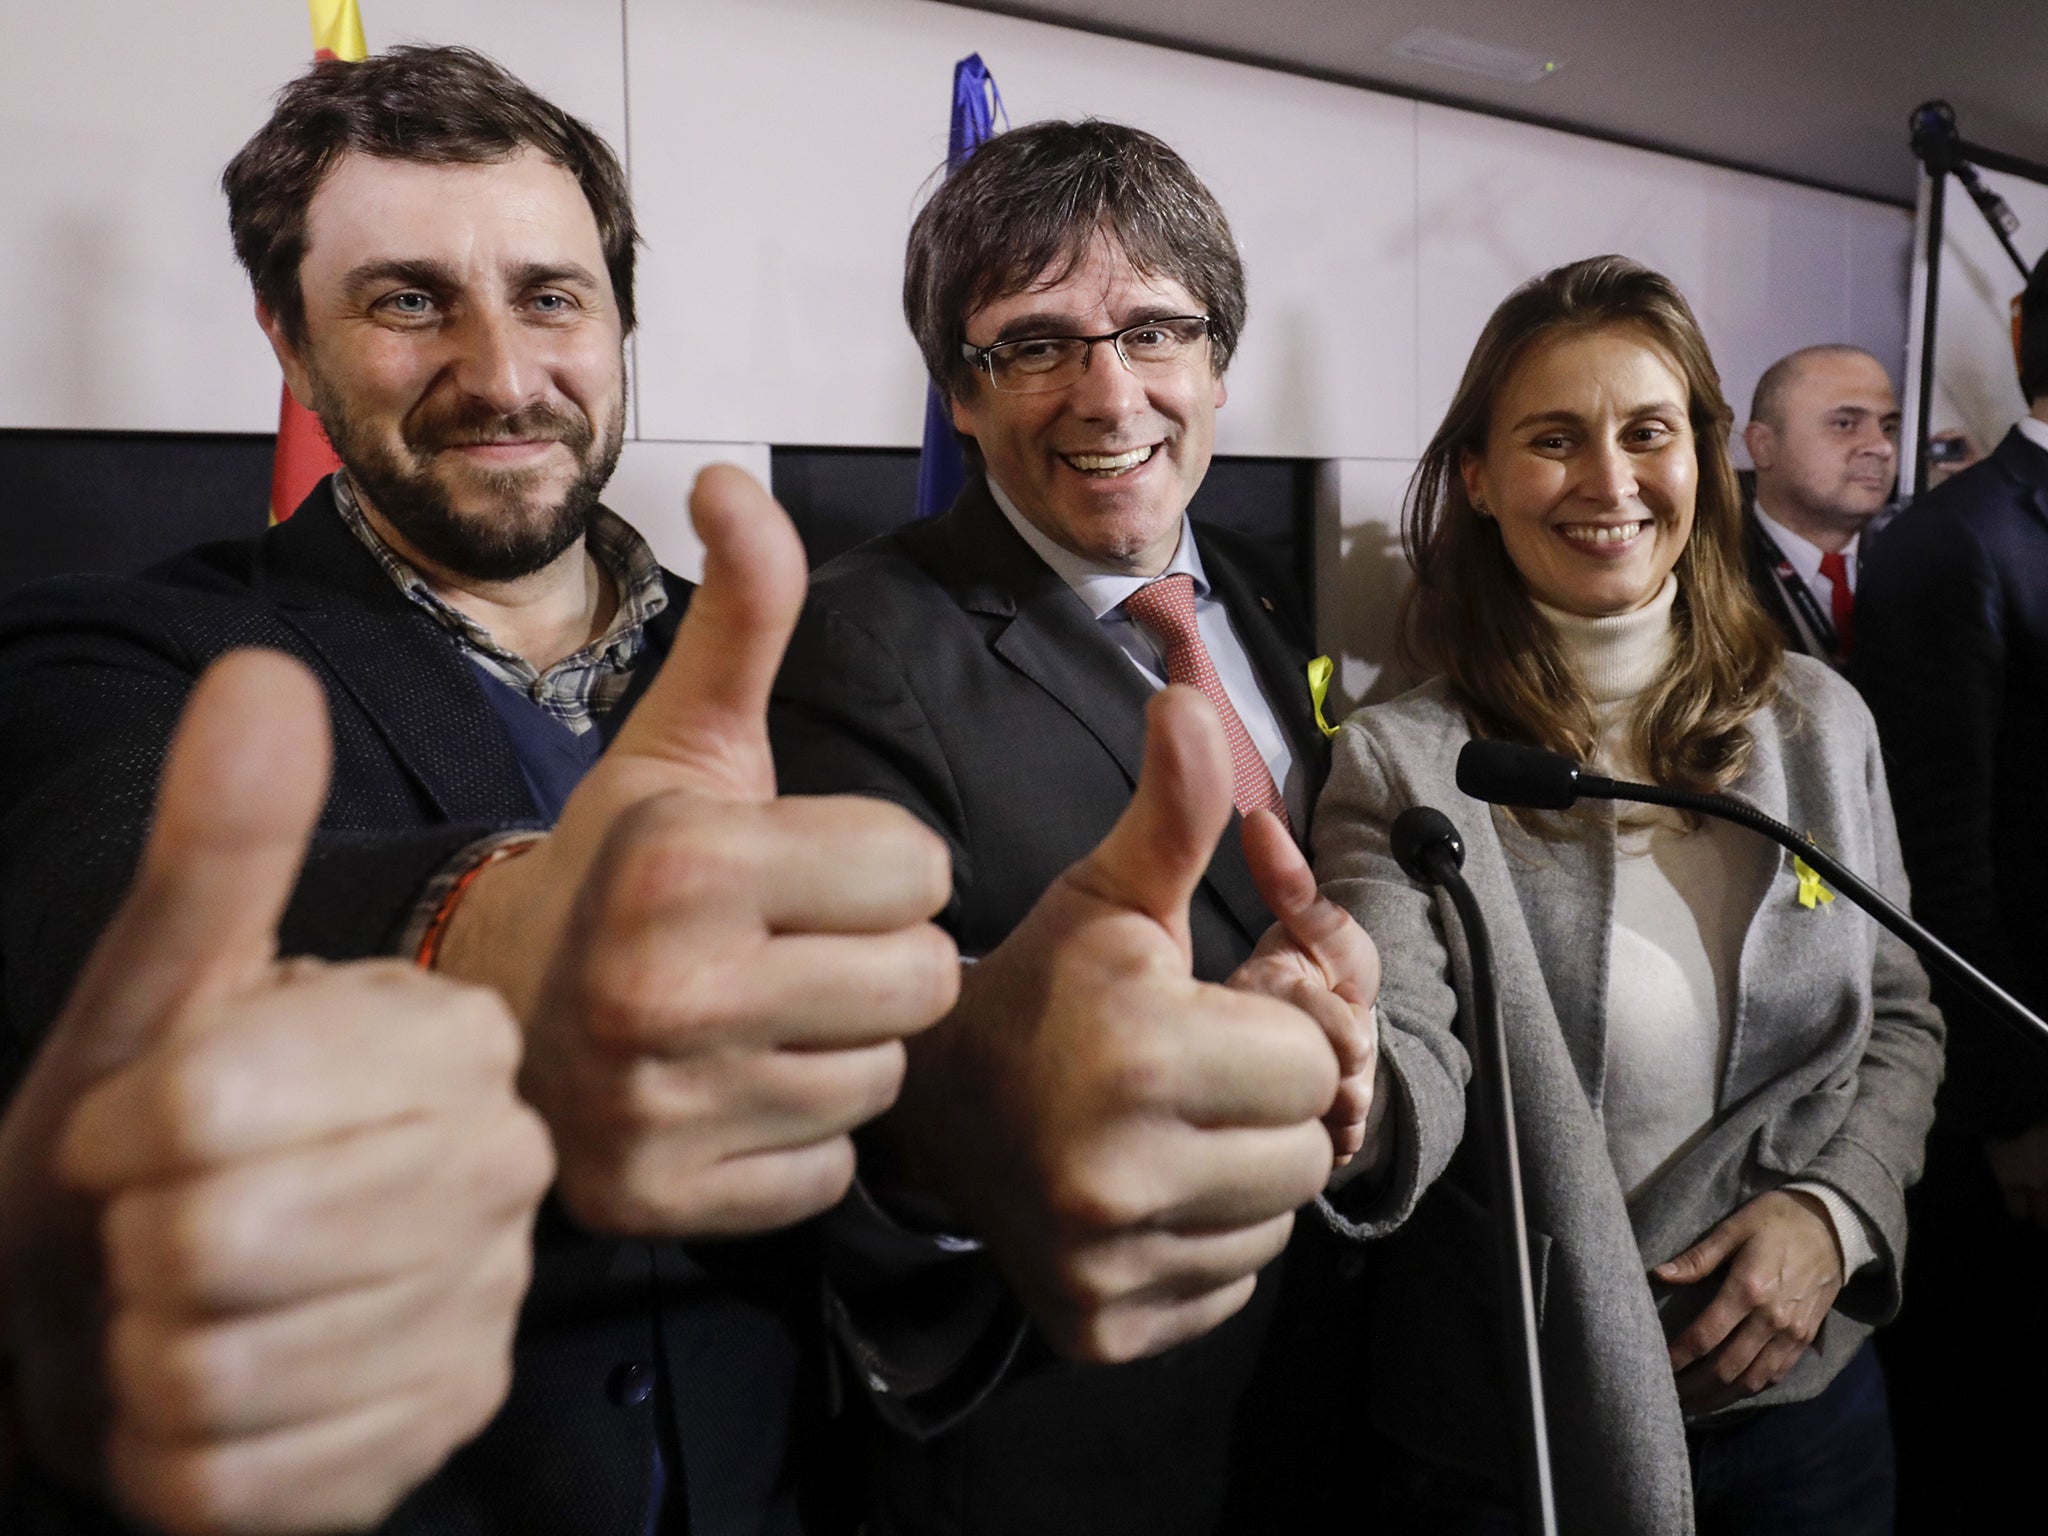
[1751,520,1845,660]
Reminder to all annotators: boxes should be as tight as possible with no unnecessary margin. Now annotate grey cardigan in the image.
[1314,654,1944,1534]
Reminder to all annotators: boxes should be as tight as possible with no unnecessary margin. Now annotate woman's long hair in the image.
[1398,254,1783,795]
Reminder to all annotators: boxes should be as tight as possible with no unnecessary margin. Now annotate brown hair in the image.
[1399,254,1782,796]
[903,118,1246,399]
[223,45,638,343]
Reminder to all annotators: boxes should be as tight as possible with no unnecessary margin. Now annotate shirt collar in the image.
[1751,498,1857,584]
[2015,415,2048,457]
[984,473,1208,620]
[331,470,667,666]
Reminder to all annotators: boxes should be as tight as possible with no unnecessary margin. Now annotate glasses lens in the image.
[989,338,1086,394]
[1119,318,1210,366]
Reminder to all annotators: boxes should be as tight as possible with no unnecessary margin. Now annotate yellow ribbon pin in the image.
[1793,855,1835,910]
[1307,655,1340,739]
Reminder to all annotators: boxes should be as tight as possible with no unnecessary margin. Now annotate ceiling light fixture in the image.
[1390,26,1564,85]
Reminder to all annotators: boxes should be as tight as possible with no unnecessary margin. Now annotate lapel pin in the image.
[1259,595,1275,611]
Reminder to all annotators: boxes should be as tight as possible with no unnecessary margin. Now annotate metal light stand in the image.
[1904,102,2048,496]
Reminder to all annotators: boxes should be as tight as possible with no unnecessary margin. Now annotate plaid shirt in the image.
[332,471,668,736]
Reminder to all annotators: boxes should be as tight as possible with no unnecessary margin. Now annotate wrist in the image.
[422,834,549,1013]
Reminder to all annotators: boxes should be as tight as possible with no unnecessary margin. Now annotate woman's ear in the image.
[1460,448,1491,518]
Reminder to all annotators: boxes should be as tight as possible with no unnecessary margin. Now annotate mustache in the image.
[403,399,594,456]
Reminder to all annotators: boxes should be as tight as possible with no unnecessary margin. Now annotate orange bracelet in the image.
[414,837,541,970]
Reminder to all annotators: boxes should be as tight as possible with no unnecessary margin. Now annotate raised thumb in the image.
[1074,686,1234,944]
[55,649,331,1067]
[608,463,807,800]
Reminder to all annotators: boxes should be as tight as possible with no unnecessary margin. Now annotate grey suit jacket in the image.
[1312,654,1944,1535]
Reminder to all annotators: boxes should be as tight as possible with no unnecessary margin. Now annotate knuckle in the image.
[106,1188,227,1305]
[498,1104,560,1206]
[114,1441,252,1536]
[141,1053,233,1166]
[441,981,525,1074]
[605,806,753,920]
[846,1042,908,1127]
[1044,1162,1147,1237]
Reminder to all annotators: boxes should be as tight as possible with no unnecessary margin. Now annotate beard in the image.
[309,372,626,583]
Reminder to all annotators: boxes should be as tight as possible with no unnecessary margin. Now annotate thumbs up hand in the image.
[1230,810,1382,1167]
[0,650,555,1536]
[434,466,959,1237]
[883,688,1342,1364]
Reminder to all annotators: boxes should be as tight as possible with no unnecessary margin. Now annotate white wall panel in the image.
[1415,104,1910,464]
[604,439,773,581]
[625,0,1419,458]
[1846,198,1915,386]
[0,1,626,434]
[1314,458,1418,718]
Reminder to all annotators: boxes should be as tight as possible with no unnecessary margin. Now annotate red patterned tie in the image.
[1819,549,1855,661]
[1122,573,1290,829]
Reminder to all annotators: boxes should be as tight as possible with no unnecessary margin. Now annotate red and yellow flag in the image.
[269,0,367,522]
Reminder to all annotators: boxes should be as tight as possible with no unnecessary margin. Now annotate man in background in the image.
[1741,344,1901,667]
[1854,252,2048,1531]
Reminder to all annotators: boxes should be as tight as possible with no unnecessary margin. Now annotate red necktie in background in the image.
[1819,549,1855,661]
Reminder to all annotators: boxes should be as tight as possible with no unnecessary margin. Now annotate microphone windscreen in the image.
[1457,739,1581,810]
[1390,805,1463,883]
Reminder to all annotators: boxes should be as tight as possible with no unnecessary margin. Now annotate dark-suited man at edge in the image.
[1855,250,2048,1531]
[0,45,963,1536]
[770,120,1441,1535]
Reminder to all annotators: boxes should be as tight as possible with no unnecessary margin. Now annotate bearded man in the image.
[0,45,958,1536]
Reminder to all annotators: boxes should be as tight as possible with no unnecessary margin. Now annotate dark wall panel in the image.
[0,430,273,598]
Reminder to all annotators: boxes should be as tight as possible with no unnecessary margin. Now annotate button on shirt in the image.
[985,476,1305,829]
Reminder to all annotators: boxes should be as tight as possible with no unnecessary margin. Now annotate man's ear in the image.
[948,390,980,439]
[255,298,316,409]
[1743,420,1776,473]
[1212,370,1228,410]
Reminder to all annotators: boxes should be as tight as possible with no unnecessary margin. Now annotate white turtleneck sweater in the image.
[1535,577,1874,1275]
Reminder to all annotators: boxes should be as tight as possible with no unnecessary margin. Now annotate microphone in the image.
[1390,805,1465,882]
[1390,805,1557,1536]
[1455,739,2048,1050]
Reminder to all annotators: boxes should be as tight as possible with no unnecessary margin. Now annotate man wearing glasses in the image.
[771,120,1415,1536]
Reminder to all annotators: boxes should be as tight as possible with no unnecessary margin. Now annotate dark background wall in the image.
[0,433,1315,617]
[0,430,274,596]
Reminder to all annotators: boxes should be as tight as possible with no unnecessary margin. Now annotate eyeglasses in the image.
[960,315,1213,395]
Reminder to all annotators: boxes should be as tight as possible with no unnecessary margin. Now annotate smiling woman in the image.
[1311,255,1944,1533]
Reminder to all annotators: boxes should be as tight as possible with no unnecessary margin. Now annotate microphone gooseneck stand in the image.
[1389,806,1559,1536]
[1454,738,2048,1049]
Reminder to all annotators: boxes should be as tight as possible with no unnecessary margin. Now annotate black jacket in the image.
[768,477,1361,1536]
[0,482,820,1536]
[1853,426,2048,1135]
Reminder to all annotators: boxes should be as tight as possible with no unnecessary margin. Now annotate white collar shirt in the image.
[985,475,1305,829]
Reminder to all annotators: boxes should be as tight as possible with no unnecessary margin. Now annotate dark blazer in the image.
[1853,426,2048,1135]
[0,482,820,1536]
[1744,504,1825,661]
[768,477,1351,1536]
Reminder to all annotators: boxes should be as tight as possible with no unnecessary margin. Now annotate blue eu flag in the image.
[914,54,1006,520]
